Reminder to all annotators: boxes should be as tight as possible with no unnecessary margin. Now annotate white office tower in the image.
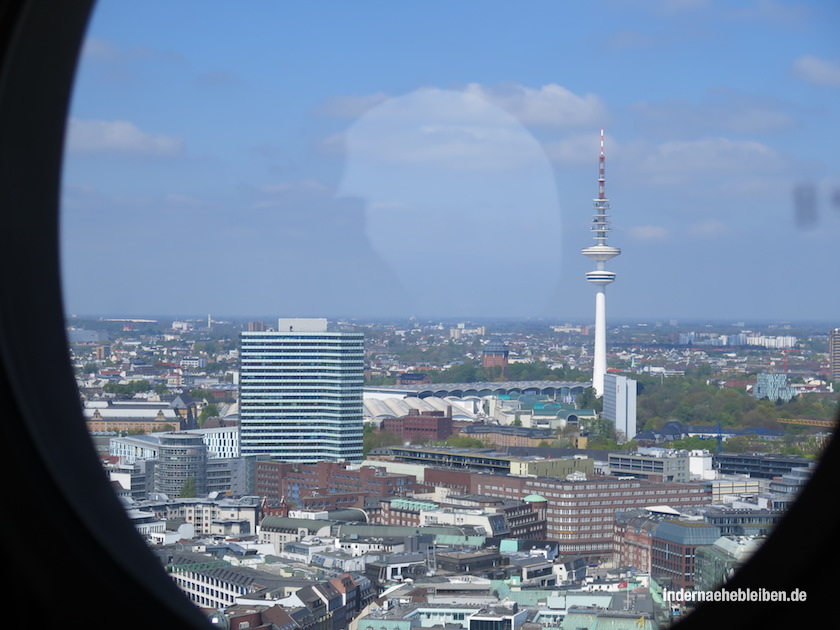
[830,328,840,382]
[602,373,637,443]
[239,318,364,462]
[582,129,621,397]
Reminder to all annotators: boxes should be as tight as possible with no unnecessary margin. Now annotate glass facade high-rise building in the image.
[156,433,208,497]
[753,372,797,403]
[239,318,364,462]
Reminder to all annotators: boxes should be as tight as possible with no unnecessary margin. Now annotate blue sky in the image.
[61,0,840,322]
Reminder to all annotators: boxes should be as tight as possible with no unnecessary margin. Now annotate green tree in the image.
[577,387,603,412]
[363,424,403,455]
[663,435,713,450]
[581,416,630,450]
[366,374,397,386]
[722,435,751,453]
[437,363,478,383]
[180,477,197,498]
[198,403,219,427]
[103,380,151,396]
[444,435,487,448]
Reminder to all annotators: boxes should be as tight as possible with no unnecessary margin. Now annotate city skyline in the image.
[61,1,840,321]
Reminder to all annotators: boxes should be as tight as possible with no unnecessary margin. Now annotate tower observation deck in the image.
[582,129,620,397]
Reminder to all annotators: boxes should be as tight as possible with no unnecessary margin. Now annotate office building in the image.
[713,453,812,478]
[753,373,796,403]
[110,426,239,465]
[602,373,637,442]
[694,536,764,592]
[830,328,840,381]
[609,448,689,482]
[423,468,711,557]
[156,433,207,497]
[382,409,454,442]
[651,520,722,590]
[239,318,364,462]
[386,445,594,477]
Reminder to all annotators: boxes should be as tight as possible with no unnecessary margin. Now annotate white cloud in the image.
[320,83,604,130]
[322,82,606,171]
[252,180,333,209]
[635,137,783,183]
[545,132,619,165]
[689,220,729,238]
[628,225,669,240]
[793,55,840,87]
[317,92,391,118]
[67,119,184,156]
[260,180,328,194]
[630,96,796,135]
[329,87,562,307]
[319,132,345,156]
[335,87,550,172]
[465,83,605,128]
[727,0,809,25]
[721,109,796,134]
[80,38,184,65]
[81,38,120,60]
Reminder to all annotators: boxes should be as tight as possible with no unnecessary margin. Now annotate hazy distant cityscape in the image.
[68,310,839,627]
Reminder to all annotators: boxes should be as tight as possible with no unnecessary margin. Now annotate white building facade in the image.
[602,373,637,442]
[239,318,364,462]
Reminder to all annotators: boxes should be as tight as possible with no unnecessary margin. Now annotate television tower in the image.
[582,129,620,397]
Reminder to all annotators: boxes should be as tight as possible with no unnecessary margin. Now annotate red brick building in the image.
[423,468,711,558]
[396,372,431,386]
[381,409,453,442]
[482,341,509,377]
[256,460,415,508]
[650,520,722,590]
[378,497,428,527]
[614,510,663,573]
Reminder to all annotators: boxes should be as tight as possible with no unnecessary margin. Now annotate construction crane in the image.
[777,418,836,428]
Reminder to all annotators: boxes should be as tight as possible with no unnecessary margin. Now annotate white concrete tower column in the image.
[593,286,607,396]
[582,129,620,397]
